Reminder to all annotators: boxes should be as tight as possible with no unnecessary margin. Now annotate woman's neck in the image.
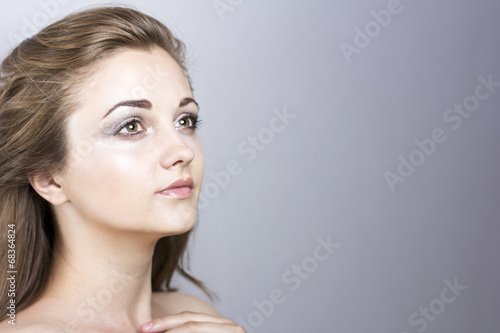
[42,226,159,331]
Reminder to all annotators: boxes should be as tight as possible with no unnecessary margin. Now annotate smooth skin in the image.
[0,47,244,332]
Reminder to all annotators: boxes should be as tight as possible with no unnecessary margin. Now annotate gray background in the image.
[1,0,499,332]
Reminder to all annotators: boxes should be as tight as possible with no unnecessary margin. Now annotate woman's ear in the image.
[29,173,68,206]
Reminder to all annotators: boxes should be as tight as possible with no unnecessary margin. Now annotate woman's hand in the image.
[140,311,246,333]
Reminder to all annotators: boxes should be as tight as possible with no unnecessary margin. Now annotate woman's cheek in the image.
[66,143,149,201]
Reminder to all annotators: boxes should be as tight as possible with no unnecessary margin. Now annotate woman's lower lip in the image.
[158,187,192,198]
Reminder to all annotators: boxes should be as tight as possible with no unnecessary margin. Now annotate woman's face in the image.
[56,47,204,236]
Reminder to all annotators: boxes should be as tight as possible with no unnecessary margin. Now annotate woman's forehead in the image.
[71,47,192,111]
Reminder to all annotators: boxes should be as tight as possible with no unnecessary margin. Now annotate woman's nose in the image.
[158,128,195,169]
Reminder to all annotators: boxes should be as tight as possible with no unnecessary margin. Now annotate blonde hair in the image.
[0,6,210,320]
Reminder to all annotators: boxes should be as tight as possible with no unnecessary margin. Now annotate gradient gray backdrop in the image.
[1,0,499,332]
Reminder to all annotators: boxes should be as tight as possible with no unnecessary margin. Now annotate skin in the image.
[0,47,244,332]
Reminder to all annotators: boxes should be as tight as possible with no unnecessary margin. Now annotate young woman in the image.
[0,6,244,332]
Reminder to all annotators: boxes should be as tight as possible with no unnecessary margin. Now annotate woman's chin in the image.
[150,217,197,237]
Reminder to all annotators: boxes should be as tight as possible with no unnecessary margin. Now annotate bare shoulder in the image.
[0,302,67,333]
[152,291,220,317]
[0,321,65,333]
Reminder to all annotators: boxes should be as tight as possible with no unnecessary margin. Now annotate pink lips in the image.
[157,178,193,198]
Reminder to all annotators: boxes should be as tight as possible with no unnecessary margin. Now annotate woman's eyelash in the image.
[192,114,202,129]
[113,117,145,136]
[178,113,202,130]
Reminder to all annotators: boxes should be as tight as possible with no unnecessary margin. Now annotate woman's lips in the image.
[158,187,192,198]
[157,178,193,198]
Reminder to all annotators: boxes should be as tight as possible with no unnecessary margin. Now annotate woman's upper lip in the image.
[161,177,194,191]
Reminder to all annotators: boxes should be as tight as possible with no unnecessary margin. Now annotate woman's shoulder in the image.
[152,291,220,317]
[0,292,220,330]
[0,300,70,332]
[0,321,65,333]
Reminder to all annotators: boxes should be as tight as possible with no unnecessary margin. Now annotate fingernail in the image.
[141,322,154,331]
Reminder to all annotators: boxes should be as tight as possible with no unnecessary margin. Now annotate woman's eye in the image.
[118,120,144,135]
[175,115,199,130]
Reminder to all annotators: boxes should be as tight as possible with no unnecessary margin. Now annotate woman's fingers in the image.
[140,311,245,332]
[157,321,245,333]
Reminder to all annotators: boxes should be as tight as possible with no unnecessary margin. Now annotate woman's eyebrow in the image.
[179,97,199,108]
[103,99,152,118]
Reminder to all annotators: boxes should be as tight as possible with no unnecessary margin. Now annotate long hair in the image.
[0,6,211,321]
